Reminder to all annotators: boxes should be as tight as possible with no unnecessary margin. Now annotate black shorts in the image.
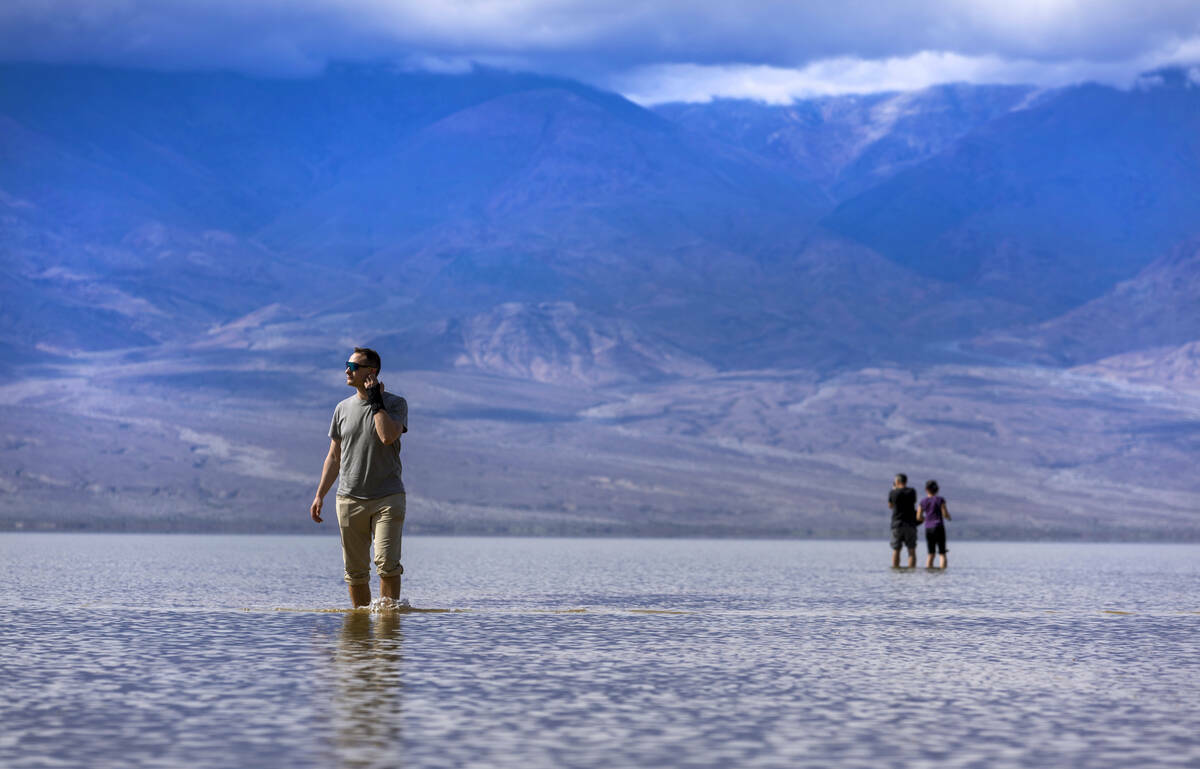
[926,524,948,555]
[891,524,917,551]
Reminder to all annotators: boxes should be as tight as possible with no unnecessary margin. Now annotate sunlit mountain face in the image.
[2,63,1198,537]
[655,83,1041,199]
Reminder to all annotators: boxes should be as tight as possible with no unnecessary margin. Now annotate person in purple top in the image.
[917,479,951,569]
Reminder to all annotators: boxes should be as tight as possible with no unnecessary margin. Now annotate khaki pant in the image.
[335,492,405,585]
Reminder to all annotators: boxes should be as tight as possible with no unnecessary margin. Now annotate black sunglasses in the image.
[345,361,377,372]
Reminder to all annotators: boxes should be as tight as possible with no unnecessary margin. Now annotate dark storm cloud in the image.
[3,1,1200,98]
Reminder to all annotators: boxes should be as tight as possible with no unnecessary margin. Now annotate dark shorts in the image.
[926,524,948,555]
[891,524,917,551]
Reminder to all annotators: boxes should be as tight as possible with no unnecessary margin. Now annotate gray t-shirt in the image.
[329,391,408,499]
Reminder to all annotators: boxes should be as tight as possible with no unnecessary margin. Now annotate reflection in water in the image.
[328,611,406,769]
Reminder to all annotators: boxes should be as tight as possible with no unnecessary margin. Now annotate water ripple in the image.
[1,536,1198,768]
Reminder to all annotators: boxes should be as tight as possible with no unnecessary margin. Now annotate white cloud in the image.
[612,55,1027,104]
[613,41,1200,104]
[2,0,1200,95]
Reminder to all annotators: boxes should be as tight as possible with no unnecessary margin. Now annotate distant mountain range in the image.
[656,83,1040,199]
[5,63,1198,377]
[1,62,1197,537]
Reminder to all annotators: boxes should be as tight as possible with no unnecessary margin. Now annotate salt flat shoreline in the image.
[4,529,1200,545]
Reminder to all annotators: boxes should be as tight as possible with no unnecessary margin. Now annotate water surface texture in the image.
[2,535,1198,768]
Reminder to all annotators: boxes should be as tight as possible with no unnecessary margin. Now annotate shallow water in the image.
[1,535,1198,768]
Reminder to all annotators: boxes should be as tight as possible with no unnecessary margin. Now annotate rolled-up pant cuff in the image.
[377,564,404,579]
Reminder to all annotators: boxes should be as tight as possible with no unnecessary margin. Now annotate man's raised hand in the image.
[364,372,386,411]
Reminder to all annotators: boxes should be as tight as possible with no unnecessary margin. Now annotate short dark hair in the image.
[895,473,907,485]
[925,480,939,493]
[353,347,381,371]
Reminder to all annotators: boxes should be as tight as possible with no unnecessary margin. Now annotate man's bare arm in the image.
[373,409,404,445]
[363,373,406,445]
[310,438,341,523]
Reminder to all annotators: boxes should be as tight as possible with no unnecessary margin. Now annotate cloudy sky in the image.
[2,0,1200,102]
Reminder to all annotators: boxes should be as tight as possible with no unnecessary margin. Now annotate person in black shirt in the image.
[887,473,919,568]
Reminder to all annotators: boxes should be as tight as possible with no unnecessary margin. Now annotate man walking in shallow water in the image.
[311,347,408,607]
[888,473,919,568]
